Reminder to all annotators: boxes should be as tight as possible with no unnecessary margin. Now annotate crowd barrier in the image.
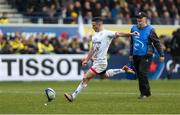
[0,54,179,81]
[0,24,179,38]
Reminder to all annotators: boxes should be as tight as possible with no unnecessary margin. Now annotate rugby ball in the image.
[45,88,56,102]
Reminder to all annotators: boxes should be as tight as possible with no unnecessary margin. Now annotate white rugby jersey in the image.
[92,29,116,63]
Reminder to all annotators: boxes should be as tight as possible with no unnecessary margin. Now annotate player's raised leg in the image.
[100,65,135,79]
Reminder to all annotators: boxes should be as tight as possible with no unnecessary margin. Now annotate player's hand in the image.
[132,31,140,36]
[81,57,86,62]
[82,60,88,67]
[159,56,165,62]
[81,55,87,63]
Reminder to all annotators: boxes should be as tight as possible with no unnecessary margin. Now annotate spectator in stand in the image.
[9,32,25,53]
[1,42,13,54]
[155,0,166,17]
[0,12,9,24]
[102,5,110,18]
[166,0,177,18]
[122,2,130,16]
[66,3,75,18]
[58,32,71,54]
[37,37,54,54]
[84,11,92,24]
[74,1,81,14]
[167,28,180,79]
[111,3,122,18]
[122,13,132,24]
[0,29,13,54]
[44,4,59,24]
[162,11,172,25]
[83,1,92,18]
[92,2,102,17]
[60,38,70,54]
[80,37,90,52]
[24,35,38,54]
[51,37,63,54]
[70,12,78,24]
[65,3,78,24]
[151,12,161,25]
[69,37,83,54]
[0,31,7,53]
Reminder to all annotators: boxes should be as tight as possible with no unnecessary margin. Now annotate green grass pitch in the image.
[0,80,180,114]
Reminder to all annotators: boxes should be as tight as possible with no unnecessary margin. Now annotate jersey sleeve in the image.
[106,30,116,39]
[149,29,164,57]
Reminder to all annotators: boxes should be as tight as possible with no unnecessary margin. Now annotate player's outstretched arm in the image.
[82,47,94,66]
[116,31,139,37]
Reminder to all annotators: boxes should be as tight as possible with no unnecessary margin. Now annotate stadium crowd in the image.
[0,28,179,55]
[1,0,179,54]
[0,30,130,55]
[0,31,90,54]
[6,0,180,24]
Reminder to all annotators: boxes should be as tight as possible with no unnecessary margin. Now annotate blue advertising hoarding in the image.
[107,54,179,80]
[0,24,78,38]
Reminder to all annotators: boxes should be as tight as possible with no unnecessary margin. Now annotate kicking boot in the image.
[122,65,135,74]
[64,93,73,102]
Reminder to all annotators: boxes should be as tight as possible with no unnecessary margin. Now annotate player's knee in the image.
[82,77,88,82]
[100,74,108,79]
[82,77,91,83]
[99,76,107,79]
[82,78,89,87]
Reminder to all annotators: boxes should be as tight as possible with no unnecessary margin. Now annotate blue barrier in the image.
[107,54,180,80]
[0,25,78,37]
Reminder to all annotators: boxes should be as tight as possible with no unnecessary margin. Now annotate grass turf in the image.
[0,80,180,114]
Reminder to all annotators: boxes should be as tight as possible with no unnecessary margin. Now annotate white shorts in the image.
[90,62,107,74]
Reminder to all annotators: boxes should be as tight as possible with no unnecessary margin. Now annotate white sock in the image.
[106,69,125,77]
[72,82,87,99]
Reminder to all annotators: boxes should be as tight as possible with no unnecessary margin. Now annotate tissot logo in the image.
[1,58,82,76]
[0,55,84,81]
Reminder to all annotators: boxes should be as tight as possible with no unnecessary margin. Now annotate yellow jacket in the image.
[9,39,25,50]
[0,18,9,24]
[37,42,54,54]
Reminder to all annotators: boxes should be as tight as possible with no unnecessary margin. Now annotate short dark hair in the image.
[92,17,103,22]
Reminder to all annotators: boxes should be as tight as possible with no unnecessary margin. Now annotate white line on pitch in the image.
[0,90,180,96]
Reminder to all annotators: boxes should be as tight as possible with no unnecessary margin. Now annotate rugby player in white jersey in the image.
[64,17,139,102]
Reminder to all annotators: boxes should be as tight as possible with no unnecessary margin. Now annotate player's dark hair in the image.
[92,17,103,22]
